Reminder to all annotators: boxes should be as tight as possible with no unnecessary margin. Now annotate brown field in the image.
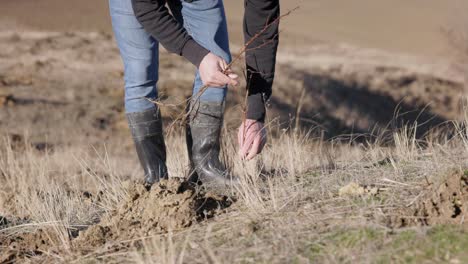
[1,0,467,57]
[1,1,468,263]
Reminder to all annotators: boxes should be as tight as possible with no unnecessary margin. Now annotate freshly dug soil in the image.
[415,171,468,227]
[387,171,468,228]
[0,228,61,263]
[75,179,231,249]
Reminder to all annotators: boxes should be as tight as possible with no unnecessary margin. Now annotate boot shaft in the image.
[188,101,224,162]
[127,107,168,185]
[187,101,231,184]
[127,108,164,140]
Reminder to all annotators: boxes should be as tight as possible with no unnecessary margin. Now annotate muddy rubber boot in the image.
[127,107,168,187]
[187,101,238,186]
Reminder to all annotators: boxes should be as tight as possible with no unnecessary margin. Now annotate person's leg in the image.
[181,0,236,185]
[109,0,159,112]
[182,0,231,102]
[109,0,167,185]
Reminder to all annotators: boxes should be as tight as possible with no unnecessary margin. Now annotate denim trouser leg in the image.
[109,0,231,113]
[109,0,159,113]
[181,0,231,103]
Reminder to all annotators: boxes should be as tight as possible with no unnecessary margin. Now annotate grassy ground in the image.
[0,26,467,264]
[1,120,467,263]
[305,225,468,263]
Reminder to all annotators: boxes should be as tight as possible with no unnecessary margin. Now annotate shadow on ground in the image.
[268,65,465,142]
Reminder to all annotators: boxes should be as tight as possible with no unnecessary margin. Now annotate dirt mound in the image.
[416,171,468,227]
[0,228,60,263]
[75,179,231,248]
[387,171,468,228]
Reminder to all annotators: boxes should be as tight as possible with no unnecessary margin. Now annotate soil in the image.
[0,179,231,261]
[0,31,464,144]
[416,171,468,227]
[386,171,468,228]
[74,179,231,249]
[3,172,464,261]
[271,63,465,140]
[1,0,465,59]
[0,228,61,263]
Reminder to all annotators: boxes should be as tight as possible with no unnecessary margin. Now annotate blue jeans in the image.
[109,0,231,113]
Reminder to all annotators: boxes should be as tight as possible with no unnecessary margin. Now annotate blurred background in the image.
[1,0,468,143]
[0,0,463,57]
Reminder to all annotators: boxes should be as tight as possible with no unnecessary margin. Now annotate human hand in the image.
[199,53,238,87]
[238,119,267,160]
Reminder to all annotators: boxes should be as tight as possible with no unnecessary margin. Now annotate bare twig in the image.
[151,6,299,132]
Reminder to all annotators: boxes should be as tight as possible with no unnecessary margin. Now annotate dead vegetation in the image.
[1,31,468,263]
[1,117,468,263]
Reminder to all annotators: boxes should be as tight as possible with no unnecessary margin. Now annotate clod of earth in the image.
[74,179,232,249]
[339,182,365,197]
[339,182,381,197]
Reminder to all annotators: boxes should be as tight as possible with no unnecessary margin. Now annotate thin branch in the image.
[152,6,300,131]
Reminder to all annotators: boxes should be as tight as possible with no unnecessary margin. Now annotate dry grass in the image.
[1,116,468,263]
[1,30,467,263]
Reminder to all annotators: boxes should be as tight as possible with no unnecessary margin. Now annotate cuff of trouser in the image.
[181,39,210,68]
[189,101,224,126]
[190,101,224,120]
[126,108,163,140]
[246,94,266,122]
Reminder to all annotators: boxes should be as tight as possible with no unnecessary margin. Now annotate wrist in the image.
[246,94,266,122]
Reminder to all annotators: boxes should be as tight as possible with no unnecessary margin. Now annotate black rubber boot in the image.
[186,101,237,186]
[127,107,168,187]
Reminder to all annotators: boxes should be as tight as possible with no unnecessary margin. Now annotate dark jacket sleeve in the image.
[131,0,209,67]
[244,0,280,122]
